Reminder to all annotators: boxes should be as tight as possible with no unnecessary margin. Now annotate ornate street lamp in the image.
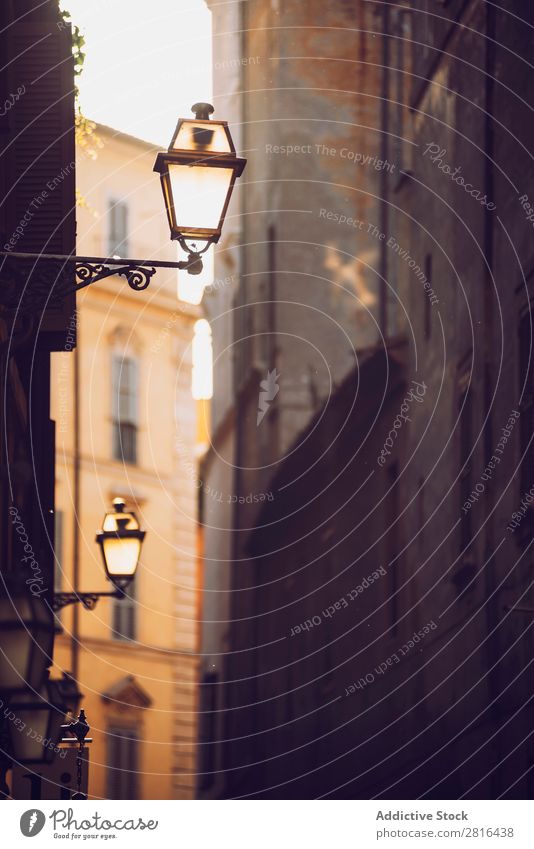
[95,499,145,591]
[53,499,145,611]
[0,589,54,693]
[153,102,246,272]
[0,104,246,311]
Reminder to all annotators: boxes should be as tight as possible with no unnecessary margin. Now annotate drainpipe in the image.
[379,1,390,338]
[71,333,80,680]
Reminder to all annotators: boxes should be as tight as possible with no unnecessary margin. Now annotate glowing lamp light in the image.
[153,103,246,255]
[95,499,145,590]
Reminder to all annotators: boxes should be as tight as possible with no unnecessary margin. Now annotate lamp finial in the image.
[192,102,214,120]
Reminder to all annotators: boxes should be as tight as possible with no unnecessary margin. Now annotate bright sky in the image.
[61,1,215,396]
[61,0,213,146]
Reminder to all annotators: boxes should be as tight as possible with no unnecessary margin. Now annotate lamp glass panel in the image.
[172,122,231,154]
[168,164,233,232]
[102,537,141,578]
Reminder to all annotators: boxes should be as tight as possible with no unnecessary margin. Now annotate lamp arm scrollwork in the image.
[0,250,203,315]
[52,589,124,612]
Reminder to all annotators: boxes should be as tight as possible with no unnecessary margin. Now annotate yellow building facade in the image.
[50,124,201,799]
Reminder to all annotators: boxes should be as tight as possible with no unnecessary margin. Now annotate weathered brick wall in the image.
[200,0,534,798]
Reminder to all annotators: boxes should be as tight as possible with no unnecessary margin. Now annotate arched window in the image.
[192,319,213,400]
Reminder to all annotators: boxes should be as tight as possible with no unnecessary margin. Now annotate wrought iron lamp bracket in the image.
[52,589,124,612]
[0,250,203,315]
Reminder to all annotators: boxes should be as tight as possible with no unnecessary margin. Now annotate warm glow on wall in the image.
[192,319,213,399]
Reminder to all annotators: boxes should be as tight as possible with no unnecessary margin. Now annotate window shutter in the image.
[111,354,138,463]
[112,581,136,641]
[118,204,129,255]
[53,509,64,620]
[122,358,138,425]
[108,200,129,257]
[519,309,534,493]
[112,356,121,422]
[107,726,139,799]
[113,356,138,425]
[54,510,63,592]
[108,732,121,799]
[3,20,76,345]
[126,731,138,797]
[118,360,130,420]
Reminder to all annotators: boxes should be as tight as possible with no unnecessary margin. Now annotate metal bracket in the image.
[0,250,203,315]
[52,589,123,612]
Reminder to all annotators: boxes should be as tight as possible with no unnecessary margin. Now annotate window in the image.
[392,7,410,169]
[198,672,218,792]
[54,510,64,619]
[519,307,534,494]
[54,509,63,593]
[108,199,129,257]
[112,355,138,464]
[112,580,136,641]
[458,377,473,554]
[106,726,138,799]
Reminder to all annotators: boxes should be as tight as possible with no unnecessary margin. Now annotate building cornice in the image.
[55,632,199,662]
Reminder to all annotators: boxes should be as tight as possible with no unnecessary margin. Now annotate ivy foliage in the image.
[59,6,103,195]
[60,8,86,87]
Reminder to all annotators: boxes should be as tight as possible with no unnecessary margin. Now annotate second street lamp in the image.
[95,499,145,591]
[52,499,145,612]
